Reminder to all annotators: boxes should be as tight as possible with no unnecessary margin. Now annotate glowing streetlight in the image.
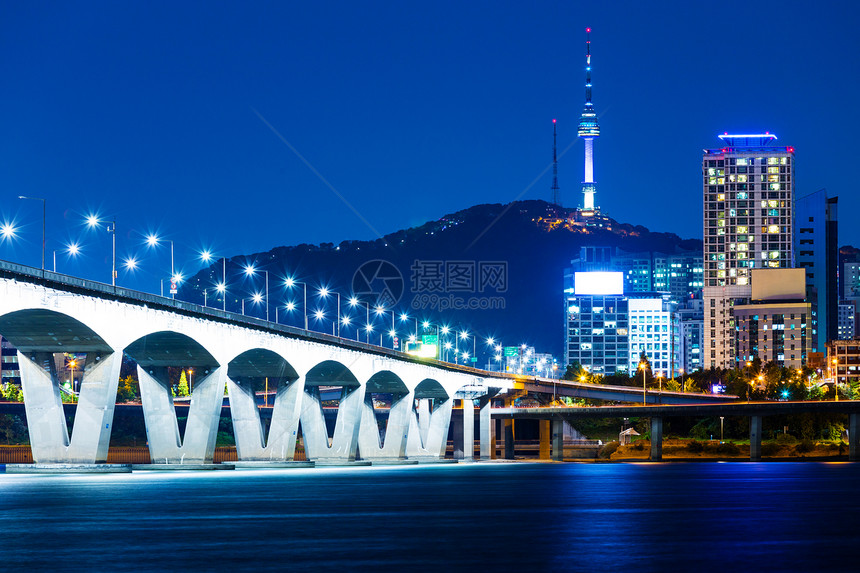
[284,277,308,330]
[0,222,16,240]
[244,265,269,321]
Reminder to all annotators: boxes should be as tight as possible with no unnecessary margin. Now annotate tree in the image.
[562,362,585,381]
[177,370,190,397]
[116,375,140,403]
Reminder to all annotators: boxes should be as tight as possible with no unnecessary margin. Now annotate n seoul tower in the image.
[577,27,600,212]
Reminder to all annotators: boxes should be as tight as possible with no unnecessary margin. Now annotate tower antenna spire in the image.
[551,119,560,206]
[577,26,600,212]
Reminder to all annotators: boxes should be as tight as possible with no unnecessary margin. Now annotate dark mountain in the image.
[183,200,701,360]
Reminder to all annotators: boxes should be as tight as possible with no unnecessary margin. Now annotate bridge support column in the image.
[551,419,564,461]
[750,415,762,461]
[19,350,122,464]
[407,397,453,460]
[228,376,304,461]
[139,365,226,465]
[300,384,365,463]
[479,395,493,460]
[539,420,551,460]
[504,420,515,460]
[452,402,465,460]
[650,417,663,461]
[850,413,859,462]
[358,390,411,461]
[463,398,474,461]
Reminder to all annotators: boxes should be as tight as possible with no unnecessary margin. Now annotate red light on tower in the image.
[586,27,591,33]
[552,118,557,123]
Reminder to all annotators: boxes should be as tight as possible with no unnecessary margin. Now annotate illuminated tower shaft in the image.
[577,27,600,211]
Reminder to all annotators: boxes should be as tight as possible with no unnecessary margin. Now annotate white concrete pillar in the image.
[479,395,493,460]
[358,391,411,460]
[418,398,430,445]
[300,384,365,462]
[19,350,122,464]
[138,365,226,464]
[227,376,304,461]
[462,398,475,461]
[406,397,453,459]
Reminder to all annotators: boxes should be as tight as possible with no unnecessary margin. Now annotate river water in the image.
[0,462,857,572]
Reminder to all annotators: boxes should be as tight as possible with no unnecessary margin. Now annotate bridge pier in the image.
[650,417,663,461]
[19,350,122,464]
[504,420,515,460]
[300,384,364,463]
[463,398,474,461]
[551,419,564,461]
[227,376,304,461]
[539,420,551,460]
[850,413,859,462]
[406,395,454,460]
[750,415,762,461]
[138,366,226,464]
[358,389,411,461]
[479,395,493,460]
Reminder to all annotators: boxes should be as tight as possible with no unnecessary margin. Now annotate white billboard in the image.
[574,272,624,295]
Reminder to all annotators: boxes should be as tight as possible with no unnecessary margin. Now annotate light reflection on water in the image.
[0,462,857,572]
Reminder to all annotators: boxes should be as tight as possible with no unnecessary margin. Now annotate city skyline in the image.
[2,2,859,274]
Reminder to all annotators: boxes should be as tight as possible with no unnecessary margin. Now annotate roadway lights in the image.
[200,250,212,263]
[341,316,351,325]
[146,234,159,247]
[365,324,374,333]
[284,277,295,288]
[408,334,417,343]
[486,337,495,346]
[349,296,359,307]
[422,321,430,330]
[67,242,81,256]
[86,214,100,228]
[124,257,138,270]
[252,293,263,304]
[172,273,183,284]
[244,264,256,276]
[460,331,469,341]
[215,282,226,293]
[400,313,409,322]
[319,287,329,297]
[388,329,397,339]
[314,309,325,320]
[285,301,295,311]
[1,223,16,239]
[441,326,450,335]
[375,305,385,315]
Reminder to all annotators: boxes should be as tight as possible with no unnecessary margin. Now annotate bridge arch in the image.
[406,377,454,459]
[124,330,225,464]
[0,308,122,463]
[300,359,365,462]
[0,308,113,355]
[226,348,304,461]
[357,370,411,460]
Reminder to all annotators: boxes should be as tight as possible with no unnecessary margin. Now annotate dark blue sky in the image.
[1,1,859,291]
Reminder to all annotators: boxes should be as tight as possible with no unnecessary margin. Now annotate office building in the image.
[627,295,680,376]
[795,189,837,351]
[838,302,855,340]
[564,271,629,375]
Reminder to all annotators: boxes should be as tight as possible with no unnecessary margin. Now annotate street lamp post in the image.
[720,416,725,442]
[285,278,308,330]
[18,196,46,270]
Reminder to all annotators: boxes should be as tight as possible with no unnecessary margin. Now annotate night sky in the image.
[1,1,859,292]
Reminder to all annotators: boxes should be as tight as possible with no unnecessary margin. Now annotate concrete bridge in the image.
[0,260,739,467]
[494,401,860,462]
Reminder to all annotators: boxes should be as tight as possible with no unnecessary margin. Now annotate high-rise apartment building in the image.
[702,133,795,369]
